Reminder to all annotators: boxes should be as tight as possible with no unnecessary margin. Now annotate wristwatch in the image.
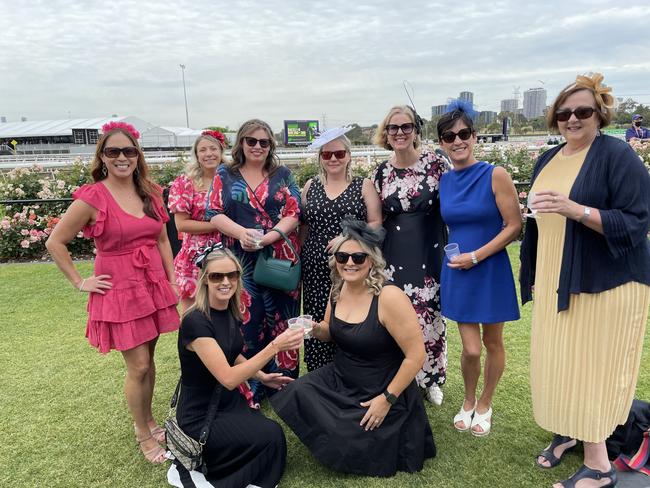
[579,206,591,223]
[383,390,397,405]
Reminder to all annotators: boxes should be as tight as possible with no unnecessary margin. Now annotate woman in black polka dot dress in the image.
[300,129,382,371]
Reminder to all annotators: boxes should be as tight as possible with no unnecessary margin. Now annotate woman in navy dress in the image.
[437,101,521,437]
[209,119,302,404]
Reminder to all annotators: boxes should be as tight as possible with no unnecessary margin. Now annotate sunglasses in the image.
[321,150,347,160]
[555,106,596,122]
[334,251,369,265]
[103,146,139,158]
[207,271,240,283]
[385,123,415,135]
[243,136,272,149]
[440,128,474,144]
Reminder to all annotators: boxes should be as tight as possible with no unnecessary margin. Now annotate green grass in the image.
[1,246,648,487]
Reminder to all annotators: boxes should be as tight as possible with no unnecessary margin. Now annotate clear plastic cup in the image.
[287,317,305,346]
[298,315,313,337]
[251,229,264,249]
[525,192,538,219]
[444,243,460,262]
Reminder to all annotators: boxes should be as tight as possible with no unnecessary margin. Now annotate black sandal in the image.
[559,463,617,487]
[535,434,577,468]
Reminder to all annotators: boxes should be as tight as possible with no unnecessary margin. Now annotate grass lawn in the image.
[1,245,648,487]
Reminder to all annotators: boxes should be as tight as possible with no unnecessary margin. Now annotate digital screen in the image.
[284,120,319,145]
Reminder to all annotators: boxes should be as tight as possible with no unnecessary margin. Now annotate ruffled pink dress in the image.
[168,175,221,299]
[73,182,180,353]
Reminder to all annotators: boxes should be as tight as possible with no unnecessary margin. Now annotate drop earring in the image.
[101,164,107,177]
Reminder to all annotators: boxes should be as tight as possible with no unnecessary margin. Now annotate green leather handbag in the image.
[253,228,301,291]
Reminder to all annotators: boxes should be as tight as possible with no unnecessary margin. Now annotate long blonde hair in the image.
[185,247,244,321]
[328,235,386,302]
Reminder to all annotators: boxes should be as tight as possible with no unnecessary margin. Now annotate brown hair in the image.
[186,134,227,189]
[547,72,615,132]
[91,128,162,220]
[228,119,280,175]
[373,105,422,150]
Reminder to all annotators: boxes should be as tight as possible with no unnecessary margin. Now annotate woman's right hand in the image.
[239,228,264,252]
[78,274,113,294]
[272,328,304,352]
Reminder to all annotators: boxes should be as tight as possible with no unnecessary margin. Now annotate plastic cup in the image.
[287,317,305,347]
[251,229,264,249]
[525,192,538,219]
[298,315,313,338]
[444,243,460,262]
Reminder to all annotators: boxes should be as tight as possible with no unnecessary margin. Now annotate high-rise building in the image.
[523,87,547,119]
[501,99,518,113]
[459,91,474,105]
[431,104,447,117]
[478,111,497,126]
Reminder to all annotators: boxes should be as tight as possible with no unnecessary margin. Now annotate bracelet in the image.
[470,252,479,265]
[78,278,86,292]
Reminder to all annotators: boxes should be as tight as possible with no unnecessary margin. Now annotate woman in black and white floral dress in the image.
[372,106,449,405]
[300,128,382,371]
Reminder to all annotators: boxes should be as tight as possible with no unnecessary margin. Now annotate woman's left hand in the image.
[532,191,582,220]
[259,372,294,390]
[360,394,391,431]
[446,253,475,270]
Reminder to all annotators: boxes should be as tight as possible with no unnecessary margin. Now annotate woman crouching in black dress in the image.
[167,244,304,488]
[271,219,436,477]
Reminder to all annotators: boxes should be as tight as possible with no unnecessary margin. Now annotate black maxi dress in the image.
[270,290,436,477]
[301,176,367,371]
[168,309,286,488]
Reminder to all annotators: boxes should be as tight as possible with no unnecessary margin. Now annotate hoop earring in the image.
[101,164,107,177]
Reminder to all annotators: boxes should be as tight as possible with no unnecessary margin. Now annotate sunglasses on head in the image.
[385,123,415,135]
[103,146,139,158]
[555,106,596,122]
[334,251,369,265]
[207,270,240,283]
[440,128,474,144]
[243,136,272,149]
[321,150,347,160]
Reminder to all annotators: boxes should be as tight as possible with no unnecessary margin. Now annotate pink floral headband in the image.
[201,130,226,145]
[101,121,141,140]
[573,72,615,110]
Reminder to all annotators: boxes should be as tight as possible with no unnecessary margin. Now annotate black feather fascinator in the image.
[340,217,385,249]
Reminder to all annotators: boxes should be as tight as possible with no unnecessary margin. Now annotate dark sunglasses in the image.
[321,150,347,160]
[207,271,240,283]
[334,251,369,265]
[385,123,415,135]
[243,136,272,149]
[103,146,139,158]
[440,128,474,144]
[555,106,596,122]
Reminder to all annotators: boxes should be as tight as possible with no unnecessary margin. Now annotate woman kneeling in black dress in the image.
[271,219,436,477]
[168,244,304,488]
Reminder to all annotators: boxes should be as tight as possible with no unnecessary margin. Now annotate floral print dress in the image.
[373,150,448,389]
[209,165,301,404]
[168,174,221,299]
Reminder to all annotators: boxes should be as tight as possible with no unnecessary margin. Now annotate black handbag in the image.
[253,228,301,291]
[607,399,650,476]
[164,379,222,473]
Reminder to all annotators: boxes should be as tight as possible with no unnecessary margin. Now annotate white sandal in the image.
[426,384,444,406]
[453,403,475,432]
[470,406,493,437]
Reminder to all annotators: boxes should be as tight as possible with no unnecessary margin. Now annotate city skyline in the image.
[3,1,650,131]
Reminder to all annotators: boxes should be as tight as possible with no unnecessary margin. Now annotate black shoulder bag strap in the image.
[169,377,222,445]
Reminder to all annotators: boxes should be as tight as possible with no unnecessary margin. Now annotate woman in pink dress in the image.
[168,130,225,311]
[46,122,180,465]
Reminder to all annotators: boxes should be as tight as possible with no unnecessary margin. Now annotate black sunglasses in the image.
[385,123,415,135]
[555,106,596,122]
[207,271,240,283]
[103,146,139,158]
[440,128,474,144]
[334,251,369,265]
[243,136,272,149]
[321,150,347,160]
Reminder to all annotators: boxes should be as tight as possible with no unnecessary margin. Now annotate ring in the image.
[553,196,557,202]
[375,420,380,424]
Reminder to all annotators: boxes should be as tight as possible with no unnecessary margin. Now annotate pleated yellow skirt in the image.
[530,148,650,443]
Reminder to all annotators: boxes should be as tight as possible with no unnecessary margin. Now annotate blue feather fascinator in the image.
[444,99,477,120]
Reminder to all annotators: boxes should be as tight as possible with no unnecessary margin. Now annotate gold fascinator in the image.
[574,72,615,109]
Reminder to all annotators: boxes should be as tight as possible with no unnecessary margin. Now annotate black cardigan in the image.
[519,134,650,311]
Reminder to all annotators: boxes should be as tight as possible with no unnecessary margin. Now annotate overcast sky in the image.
[2,0,649,131]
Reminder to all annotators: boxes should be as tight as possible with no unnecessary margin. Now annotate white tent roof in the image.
[157,126,203,137]
[0,116,153,138]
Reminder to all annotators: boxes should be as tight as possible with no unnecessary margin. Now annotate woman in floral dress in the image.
[168,130,225,311]
[209,119,301,404]
[373,106,449,405]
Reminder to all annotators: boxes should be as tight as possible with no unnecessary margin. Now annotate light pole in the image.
[180,64,189,128]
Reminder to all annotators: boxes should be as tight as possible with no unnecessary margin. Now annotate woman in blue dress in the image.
[437,101,521,437]
[209,119,302,405]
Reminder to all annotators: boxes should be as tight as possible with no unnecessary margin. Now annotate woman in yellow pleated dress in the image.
[520,73,650,488]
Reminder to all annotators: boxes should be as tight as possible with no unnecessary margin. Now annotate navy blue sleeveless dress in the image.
[270,289,436,477]
[439,161,519,323]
